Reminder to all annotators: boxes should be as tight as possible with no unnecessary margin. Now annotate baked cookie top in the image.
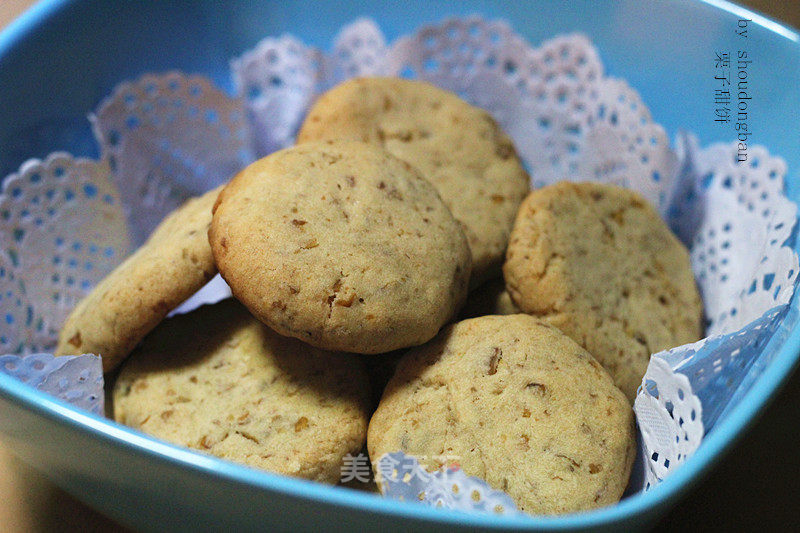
[297,77,530,287]
[113,299,371,484]
[368,314,635,515]
[504,182,703,401]
[209,141,471,354]
[56,186,221,372]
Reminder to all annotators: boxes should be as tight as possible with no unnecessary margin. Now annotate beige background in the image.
[0,1,798,531]
[0,0,31,28]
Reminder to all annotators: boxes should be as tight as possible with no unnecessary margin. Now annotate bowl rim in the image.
[1,0,800,529]
[3,322,800,530]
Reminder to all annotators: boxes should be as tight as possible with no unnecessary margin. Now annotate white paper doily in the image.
[92,72,253,244]
[376,451,521,515]
[0,153,130,353]
[0,352,104,415]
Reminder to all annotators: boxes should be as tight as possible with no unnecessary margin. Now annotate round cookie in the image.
[368,314,635,515]
[504,182,703,401]
[297,77,530,287]
[113,299,371,484]
[459,277,520,319]
[209,141,471,354]
[56,186,222,372]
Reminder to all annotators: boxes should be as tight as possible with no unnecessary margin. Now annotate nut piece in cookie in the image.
[209,141,472,354]
[298,77,530,287]
[504,182,703,401]
[368,314,635,514]
[56,186,222,372]
[113,299,371,484]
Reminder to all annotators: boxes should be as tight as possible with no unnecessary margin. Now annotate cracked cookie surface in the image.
[210,141,471,354]
[297,77,530,287]
[113,299,371,483]
[56,186,222,372]
[367,314,635,515]
[504,182,703,401]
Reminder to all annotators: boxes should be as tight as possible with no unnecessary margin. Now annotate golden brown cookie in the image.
[209,141,471,354]
[459,277,520,319]
[56,186,221,372]
[368,314,635,515]
[113,299,371,484]
[504,182,703,401]
[297,77,530,286]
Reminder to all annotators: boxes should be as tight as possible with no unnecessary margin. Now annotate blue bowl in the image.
[1,1,799,530]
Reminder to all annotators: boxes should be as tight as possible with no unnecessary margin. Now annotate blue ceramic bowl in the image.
[1,1,799,530]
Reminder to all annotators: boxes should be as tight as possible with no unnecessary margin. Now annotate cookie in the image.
[56,186,221,372]
[209,141,471,354]
[297,77,530,286]
[368,314,635,515]
[504,182,703,401]
[113,299,371,484]
[459,277,519,319]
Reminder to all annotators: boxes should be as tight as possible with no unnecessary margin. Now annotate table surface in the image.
[1,1,799,531]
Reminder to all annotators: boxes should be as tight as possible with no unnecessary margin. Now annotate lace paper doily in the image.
[0,16,797,514]
[0,353,103,416]
[376,452,520,515]
[0,153,130,353]
[92,73,254,244]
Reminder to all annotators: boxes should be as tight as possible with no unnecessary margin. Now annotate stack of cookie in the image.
[55,77,702,515]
